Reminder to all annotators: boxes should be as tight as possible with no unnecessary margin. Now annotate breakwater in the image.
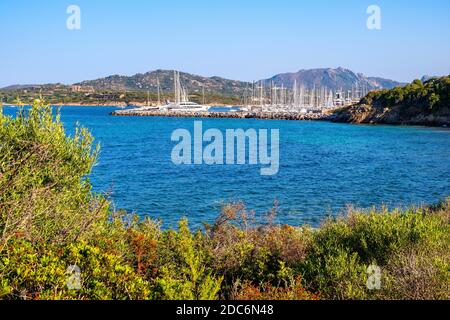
[110,109,330,121]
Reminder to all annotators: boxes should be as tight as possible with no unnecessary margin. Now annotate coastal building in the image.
[71,85,95,93]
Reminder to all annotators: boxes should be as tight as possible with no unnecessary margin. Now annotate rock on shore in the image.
[330,104,450,127]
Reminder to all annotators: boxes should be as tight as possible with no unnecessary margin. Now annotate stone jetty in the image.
[110,109,330,121]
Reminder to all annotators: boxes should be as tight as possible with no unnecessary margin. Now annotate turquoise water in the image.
[3,106,450,228]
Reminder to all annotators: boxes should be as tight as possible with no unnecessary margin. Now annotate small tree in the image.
[0,99,109,248]
[155,220,223,300]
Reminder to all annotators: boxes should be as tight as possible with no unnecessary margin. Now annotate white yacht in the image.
[134,105,160,111]
[159,71,210,112]
[160,101,209,112]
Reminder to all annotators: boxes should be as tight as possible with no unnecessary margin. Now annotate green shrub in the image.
[301,205,449,299]
[62,241,151,300]
[0,99,108,248]
[358,75,450,117]
[153,220,222,300]
[204,203,311,294]
[0,239,150,300]
[380,244,450,300]
[0,239,67,299]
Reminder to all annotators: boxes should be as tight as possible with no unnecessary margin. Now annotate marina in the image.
[240,80,368,114]
[110,70,362,119]
[131,71,210,112]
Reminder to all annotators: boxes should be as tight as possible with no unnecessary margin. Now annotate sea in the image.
[3,105,450,228]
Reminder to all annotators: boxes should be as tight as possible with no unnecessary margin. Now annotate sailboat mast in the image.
[173,70,178,105]
[251,81,255,105]
[260,81,264,107]
[157,76,161,106]
[202,85,205,105]
[293,80,297,108]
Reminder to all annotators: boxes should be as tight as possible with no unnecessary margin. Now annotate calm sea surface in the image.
[3,106,450,228]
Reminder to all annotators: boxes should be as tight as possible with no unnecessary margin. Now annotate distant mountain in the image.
[74,68,403,95]
[2,68,402,96]
[1,84,43,91]
[75,70,249,96]
[1,83,66,91]
[264,67,404,91]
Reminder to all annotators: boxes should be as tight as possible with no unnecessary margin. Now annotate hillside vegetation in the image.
[0,101,449,300]
[1,68,402,107]
[0,85,242,107]
[332,76,450,126]
[77,68,401,93]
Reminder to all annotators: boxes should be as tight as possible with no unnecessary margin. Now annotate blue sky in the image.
[1,0,449,87]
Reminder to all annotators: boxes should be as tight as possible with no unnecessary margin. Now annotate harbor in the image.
[109,70,343,120]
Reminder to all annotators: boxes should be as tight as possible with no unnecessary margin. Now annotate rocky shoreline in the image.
[109,107,449,127]
[330,104,450,127]
[110,109,330,121]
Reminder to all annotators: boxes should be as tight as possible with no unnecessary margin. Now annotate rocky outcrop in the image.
[331,104,450,126]
[331,76,450,127]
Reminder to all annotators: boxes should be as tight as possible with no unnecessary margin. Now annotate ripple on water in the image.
[4,106,450,228]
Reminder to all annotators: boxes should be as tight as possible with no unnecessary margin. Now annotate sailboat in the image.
[159,71,210,112]
[134,85,160,111]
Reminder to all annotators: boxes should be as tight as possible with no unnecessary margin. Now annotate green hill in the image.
[331,76,450,126]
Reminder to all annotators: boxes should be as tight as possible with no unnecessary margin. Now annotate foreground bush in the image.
[153,220,223,300]
[0,101,448,300]
[0,100,108,248]
[230,276,319,300]
[301,205,449,299]
[0,239,150,299]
